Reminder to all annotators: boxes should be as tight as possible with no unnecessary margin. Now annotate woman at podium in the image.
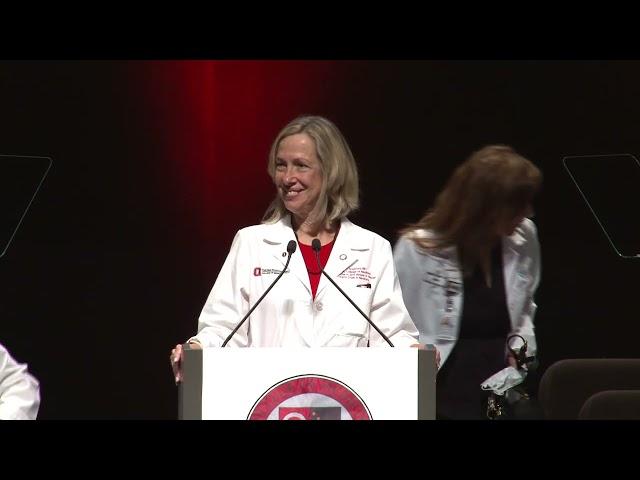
[171,115,420,383]
[393,145,542,419]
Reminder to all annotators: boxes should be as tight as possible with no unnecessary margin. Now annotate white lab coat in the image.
[393,218,540,368]
[191,217,419,348]
[0,343,40,420]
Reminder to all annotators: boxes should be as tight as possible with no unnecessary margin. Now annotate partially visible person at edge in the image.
[0,342,40,420]
[393,145,542,419]
[171,115,430,383]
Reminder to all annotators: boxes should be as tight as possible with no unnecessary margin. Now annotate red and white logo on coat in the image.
[247,375,372,420]
[253,267,287,276]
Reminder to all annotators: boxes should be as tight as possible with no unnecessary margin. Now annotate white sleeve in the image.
[511,220,541,357]
[368,240,419,347]
[0,344,40,420]
[189,231,251,348]
[393,236,438,346]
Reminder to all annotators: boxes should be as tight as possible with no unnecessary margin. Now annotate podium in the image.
[179,346,437,420]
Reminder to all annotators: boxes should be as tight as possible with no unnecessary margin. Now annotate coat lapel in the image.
[264,217,311,296]
[259,217,314,345]
[316,218,365,297]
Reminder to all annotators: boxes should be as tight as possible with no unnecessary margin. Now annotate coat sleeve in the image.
[189,230,251,348]
[393,236,438,347]
[510,219,541,358]
[0,344,40,420]
[368,239,419,347]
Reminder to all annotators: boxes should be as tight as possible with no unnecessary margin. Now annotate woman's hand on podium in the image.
[170,341,202,384]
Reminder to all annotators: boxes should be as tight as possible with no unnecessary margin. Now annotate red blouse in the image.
[298,239,335,299]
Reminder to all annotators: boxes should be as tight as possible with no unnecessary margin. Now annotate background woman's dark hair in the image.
[401,145,542,275]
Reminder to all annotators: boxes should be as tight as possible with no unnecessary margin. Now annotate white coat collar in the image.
[261,216,369,296]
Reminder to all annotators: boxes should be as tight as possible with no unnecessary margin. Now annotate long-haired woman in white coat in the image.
[394,145,542,419]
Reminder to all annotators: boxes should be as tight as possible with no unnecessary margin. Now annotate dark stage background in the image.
[0,60,637,419]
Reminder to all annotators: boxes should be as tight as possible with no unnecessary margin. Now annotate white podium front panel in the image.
[195,348,431,420]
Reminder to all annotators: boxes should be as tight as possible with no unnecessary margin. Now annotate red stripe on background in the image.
[136,60,350,242]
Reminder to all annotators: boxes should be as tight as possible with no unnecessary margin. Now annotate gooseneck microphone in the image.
[222,240,297,347]
[311,238,394,347]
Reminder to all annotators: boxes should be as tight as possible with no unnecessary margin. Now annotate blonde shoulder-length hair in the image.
[262,115,359,228]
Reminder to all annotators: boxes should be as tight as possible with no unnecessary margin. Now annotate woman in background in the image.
[394,145,542,419]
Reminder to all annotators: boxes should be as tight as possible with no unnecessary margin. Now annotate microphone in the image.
[221,240,297,347]
[311,238,394,347]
